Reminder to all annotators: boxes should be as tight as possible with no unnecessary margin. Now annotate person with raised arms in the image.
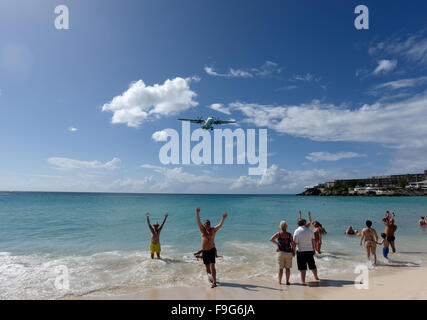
[293,218,319,284]
[146,213,168,259]
[196,207,227,288]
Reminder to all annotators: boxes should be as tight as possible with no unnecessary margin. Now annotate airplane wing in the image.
[178,118,205,124]
[213,120,236,124]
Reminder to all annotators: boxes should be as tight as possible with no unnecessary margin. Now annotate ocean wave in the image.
[0,243,424,299]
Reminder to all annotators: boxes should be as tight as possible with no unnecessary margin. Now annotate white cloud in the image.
[209,103,231,115]
[369,29,427,66]
[140,164,233,193]
[204,66,252,78]
[152,130,169,142]
[230,92,427,148]
[230,165,335,191]
[231,92,427,173]
[68,126,78,132]
[5,161,353,194]
[229,68,253,78]
[276,85,298,91]
[139,163,344,193]
[374,76,427,90]
[388,145,427,174]
[355,68,369,78]
[48,157,121,170]
[306,152,367,162]
[291,73,320,82]
[101,77,198,127]
[204,66,222,77]
[250,61,283,77]
[204,61,282,79]
[373,59,397,75]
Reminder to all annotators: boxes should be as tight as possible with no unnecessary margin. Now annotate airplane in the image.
[178,116,236,130]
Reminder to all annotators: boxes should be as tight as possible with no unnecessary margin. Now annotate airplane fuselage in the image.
[202,117,215,130]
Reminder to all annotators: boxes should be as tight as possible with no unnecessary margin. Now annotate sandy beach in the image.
[67,263,427,300]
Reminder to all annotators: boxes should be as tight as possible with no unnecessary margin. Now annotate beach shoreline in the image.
[65,262,427,300]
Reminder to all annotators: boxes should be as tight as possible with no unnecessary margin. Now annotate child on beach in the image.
[146,213,168,259]
[377,233,390,260]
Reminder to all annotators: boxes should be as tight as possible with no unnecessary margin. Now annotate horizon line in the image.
[0,190,296,196]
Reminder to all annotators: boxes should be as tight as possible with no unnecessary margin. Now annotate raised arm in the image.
[214,212,228,232]
[307,211,312,227]
[159,213,168,232]
[196,207,204,232]
[146,213,154,233]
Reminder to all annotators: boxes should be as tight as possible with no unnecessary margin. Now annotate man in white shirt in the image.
[293,218,319,284]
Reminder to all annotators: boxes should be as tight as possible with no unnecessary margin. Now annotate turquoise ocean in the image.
[0,192,426,299]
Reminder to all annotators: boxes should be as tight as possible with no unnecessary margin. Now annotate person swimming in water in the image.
[360,220,379,266]
[346,226,356,235]
[146,213,168,259]
[419,216,427,227]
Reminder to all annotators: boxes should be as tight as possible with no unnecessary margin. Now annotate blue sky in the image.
[1,0,427,193]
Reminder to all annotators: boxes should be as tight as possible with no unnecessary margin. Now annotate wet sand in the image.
[67,263,427,300]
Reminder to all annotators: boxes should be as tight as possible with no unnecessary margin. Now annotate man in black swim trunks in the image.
[382,216,397,253]
[196,207,227,288]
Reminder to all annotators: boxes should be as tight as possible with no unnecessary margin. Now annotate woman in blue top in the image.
[270,221,296,285]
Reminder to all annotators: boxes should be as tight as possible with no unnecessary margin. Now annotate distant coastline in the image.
[298,170,427,196]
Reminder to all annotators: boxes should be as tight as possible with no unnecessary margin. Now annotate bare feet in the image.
[211,283,217,288]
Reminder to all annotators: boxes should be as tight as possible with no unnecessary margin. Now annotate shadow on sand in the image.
[292,279,355,288]
[219,278,358,290]
[218,282,282,292]
[377,260,420,268]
